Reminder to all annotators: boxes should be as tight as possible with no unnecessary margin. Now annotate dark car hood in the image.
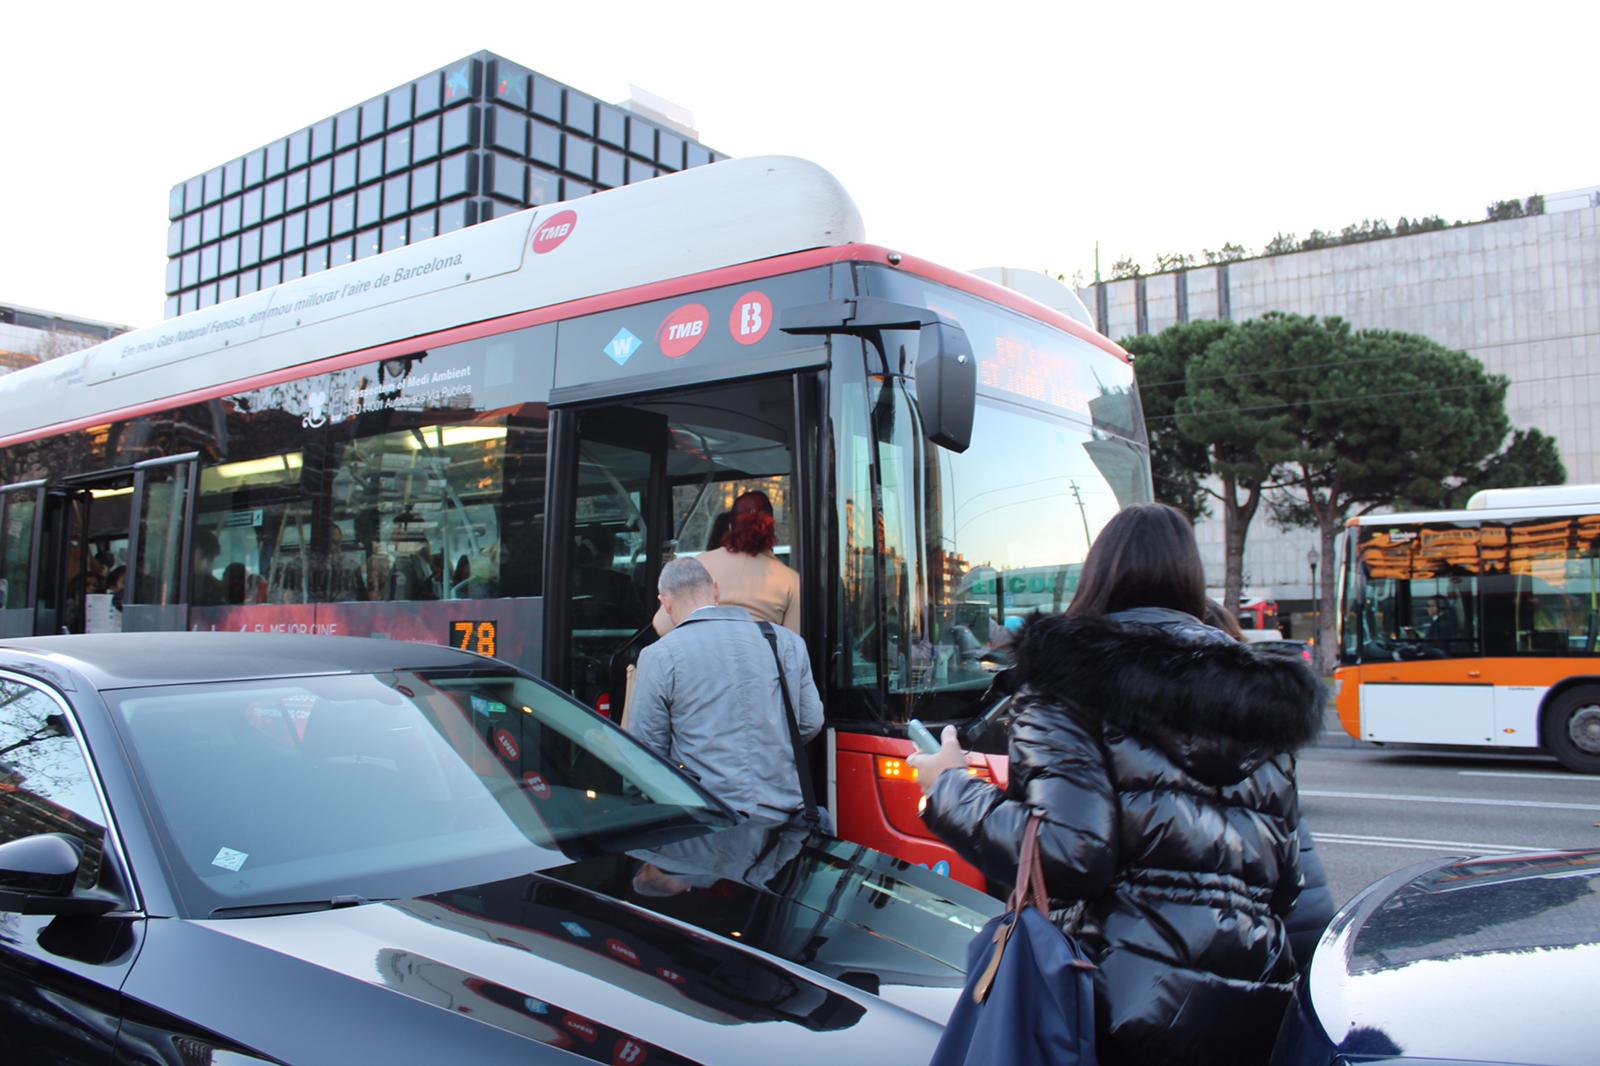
[1302,849,1600,1064]
[195,821,996,1063]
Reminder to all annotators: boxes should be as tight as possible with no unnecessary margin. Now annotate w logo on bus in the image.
[604,329,642,366]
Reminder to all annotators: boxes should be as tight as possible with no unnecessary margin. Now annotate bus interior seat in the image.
[1530,630,1569,654]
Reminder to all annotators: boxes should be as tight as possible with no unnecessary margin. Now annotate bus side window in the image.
[327,420,513,604]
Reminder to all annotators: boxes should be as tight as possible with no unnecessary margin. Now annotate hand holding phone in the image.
[908,718,942,755]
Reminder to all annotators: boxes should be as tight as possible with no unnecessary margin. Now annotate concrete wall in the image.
[1080,206,1600,602]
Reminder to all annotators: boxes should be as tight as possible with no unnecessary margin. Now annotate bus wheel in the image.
[1541,688,1600,774]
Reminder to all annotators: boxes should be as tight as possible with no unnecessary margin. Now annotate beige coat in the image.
[649,549,802,636]
[696,548,800,632]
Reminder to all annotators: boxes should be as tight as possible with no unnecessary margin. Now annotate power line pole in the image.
[1069,480,1092,547]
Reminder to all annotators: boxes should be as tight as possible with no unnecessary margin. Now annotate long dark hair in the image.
[1066,503,1207,619]
[722,490,777,555]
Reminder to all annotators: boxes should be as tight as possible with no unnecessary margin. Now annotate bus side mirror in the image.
[915,320,975,453]
[781,297,977,453]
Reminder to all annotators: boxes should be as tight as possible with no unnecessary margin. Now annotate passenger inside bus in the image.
[223,563,249,605]
[691,490,800,633]
[191,530,225,607]
[326,525,368,602]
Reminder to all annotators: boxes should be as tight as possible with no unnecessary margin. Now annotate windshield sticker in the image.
[730,291,773,345]
[492,728,521,762]
[560,920,592,939]
[614,1038,647,1064]
[523,771,552,798]
[657,303,710,358]
[523,997,550,1016]
[471,693,507,716]
[212,847,249,872]
[603,328,641,366]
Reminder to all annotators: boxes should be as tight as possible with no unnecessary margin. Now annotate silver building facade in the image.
[1080,201,1600,619]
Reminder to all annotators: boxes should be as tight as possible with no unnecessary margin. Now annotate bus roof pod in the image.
[0,156,866,444]
[969,267,1096,330]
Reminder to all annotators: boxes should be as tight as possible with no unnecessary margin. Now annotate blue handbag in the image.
[930,814,1098,1066]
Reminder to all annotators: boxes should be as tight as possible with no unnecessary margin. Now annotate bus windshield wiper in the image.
[209,894,391,918]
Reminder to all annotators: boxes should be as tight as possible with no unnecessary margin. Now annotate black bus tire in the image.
[1540,687,1600,774]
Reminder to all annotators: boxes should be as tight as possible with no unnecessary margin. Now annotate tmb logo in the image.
[657,303,711,358]
[493,729,521,761]
[563,1015,599,1043]
[532,209,578,254]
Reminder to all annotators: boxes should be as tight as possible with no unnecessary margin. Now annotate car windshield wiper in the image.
[209,894,392,918]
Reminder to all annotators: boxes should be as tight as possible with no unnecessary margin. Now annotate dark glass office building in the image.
[165,51,726,318]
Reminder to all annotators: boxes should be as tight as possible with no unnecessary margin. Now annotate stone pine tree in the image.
[1433,428,1566,508]
[1125,320,1233,522]
[1172,314,1324,612]
[1270,325,1533,669]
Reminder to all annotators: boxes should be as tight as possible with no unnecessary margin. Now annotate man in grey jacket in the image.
[628,557,823,820]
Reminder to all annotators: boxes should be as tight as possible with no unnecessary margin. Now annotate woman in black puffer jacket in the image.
[909,503,1323,1066]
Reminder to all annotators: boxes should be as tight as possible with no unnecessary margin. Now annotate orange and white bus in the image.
[1334,484,1600,773]
[0,156,1150,884]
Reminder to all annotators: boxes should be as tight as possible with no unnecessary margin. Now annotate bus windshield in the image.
[835,270,1150,722]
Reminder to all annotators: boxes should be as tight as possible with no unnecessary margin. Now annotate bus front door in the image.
[546,375,808,718]
[549,404,670,715]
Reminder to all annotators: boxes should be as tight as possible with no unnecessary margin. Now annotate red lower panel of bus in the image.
[833,731,1009,893]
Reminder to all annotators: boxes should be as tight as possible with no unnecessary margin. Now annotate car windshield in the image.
[108,669,733,916]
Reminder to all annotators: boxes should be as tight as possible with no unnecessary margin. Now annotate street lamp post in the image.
[1307,548,1320,653]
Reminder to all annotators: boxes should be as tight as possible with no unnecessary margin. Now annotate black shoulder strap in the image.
[757,620,820,827]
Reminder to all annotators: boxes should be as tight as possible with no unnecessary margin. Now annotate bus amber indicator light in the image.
[730,291,772,345]
[657,303,710,357]
[532,210,577,254]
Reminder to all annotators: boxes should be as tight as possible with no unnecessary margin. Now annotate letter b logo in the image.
[730,291,773,345]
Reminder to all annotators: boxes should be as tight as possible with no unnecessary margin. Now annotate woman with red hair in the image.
[697,489,800,632]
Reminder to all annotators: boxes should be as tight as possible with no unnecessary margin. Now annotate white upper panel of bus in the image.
[0,156,864,442]
[1352,484,1600,526]
[1465,484,1600,511]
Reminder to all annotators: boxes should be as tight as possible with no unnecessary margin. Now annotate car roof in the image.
[0,633,491,691]
[1309,848,1600,1062]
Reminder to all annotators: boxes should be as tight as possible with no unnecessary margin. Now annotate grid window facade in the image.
[165,51,726,316]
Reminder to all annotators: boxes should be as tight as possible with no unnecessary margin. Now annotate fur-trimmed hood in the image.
[1015,609,1324,785]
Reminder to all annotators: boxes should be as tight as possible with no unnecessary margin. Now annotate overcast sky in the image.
[3,1,1594,329]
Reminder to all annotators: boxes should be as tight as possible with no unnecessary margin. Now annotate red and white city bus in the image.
[0,157,1150,885]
